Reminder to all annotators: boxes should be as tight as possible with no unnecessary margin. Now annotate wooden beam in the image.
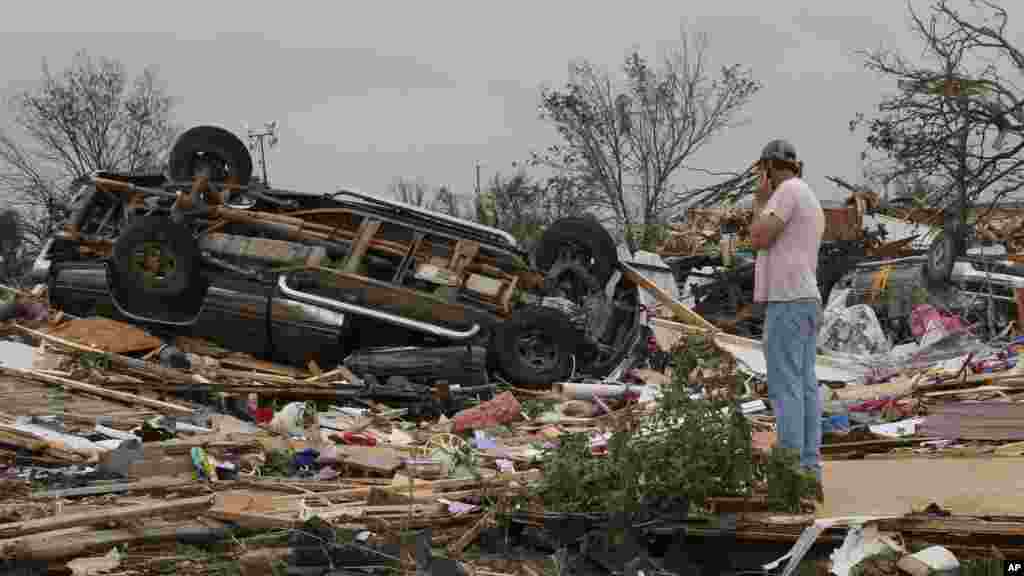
[448,239,480,276]
[0,495,213,539]
[0,521,224,562]
[620,262,717,330]
[344,218,383,273]
[31,476,197,499]
[11,324,196,385]
[0,367,194,416]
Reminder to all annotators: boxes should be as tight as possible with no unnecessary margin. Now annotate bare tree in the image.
[534,31,761,251]
[431,185,473,219]
[851,0,1024,221]
[471,172,584,249]
[0,51,178,253]
[388,177,433,207]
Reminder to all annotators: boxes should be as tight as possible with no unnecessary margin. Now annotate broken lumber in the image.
[919,401,1024,441]
[448,510,495,557]
[0,495,213,539]
[11,324,195,385]
[0,520,229,562]
[621,262,717,330]
[45,316,162,354]
[0,423,99,463]
[31,476,197,499]
[0,366,194,416]
[218,356,308,378]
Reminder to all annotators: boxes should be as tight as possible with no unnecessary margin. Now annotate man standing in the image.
[749,140,826,486]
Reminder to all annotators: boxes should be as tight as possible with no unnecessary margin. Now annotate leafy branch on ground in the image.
[527,334,818,515]
[77,351,113,370]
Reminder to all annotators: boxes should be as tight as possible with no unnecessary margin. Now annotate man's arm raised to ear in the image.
[750,181,796,250]
[750,211,785,250]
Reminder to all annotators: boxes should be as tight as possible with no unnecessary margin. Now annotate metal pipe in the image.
[277,274,480,340]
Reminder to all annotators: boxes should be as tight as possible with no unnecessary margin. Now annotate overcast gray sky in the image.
[1,0,1017,206]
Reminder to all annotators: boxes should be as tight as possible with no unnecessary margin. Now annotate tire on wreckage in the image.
[108,216,209,324]
[490,304,581,388]
[533,216,619,287]
[168,125,253,186]
[491,216,625,387]
[108,125,250,323]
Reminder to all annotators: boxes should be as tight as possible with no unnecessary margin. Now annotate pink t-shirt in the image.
[753,177,825,303]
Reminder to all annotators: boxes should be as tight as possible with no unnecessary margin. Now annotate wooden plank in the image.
[448,239,480,276]
[31,477,196,499]
[0,521,219,562]
[918,401,1024,441]
[335,445,405,474]
[344,218,383,273]
[45,317,162,354]
[212,369,302,385]
[821,437,940,454]
[11,324,195,385]
[620,262,717,330]
[448,510,494,557]
[0,495,212,539]
[219,356,308,378]
[0,367,194,416]
[497,274,519,315]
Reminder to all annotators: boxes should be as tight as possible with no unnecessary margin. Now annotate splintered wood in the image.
[45,317,162,354]
[918,401,1024,441]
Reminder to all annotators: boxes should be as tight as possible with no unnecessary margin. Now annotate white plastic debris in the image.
[269,401,310,437]
[66,548,123,575]
[829,523,905,576]
[818,289,891,357]
[0,340,38,369]
[763,516,903,576]
[869,417,925,438]
[897,546,959,576]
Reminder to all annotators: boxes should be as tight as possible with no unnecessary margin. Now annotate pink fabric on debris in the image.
[910,304,965,338]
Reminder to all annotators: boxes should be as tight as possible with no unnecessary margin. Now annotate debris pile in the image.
[3,254,1024,575]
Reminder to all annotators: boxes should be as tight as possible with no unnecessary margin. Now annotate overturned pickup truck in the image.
[33,125,643,387]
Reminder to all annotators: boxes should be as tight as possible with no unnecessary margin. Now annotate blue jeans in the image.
[763,300,822,481]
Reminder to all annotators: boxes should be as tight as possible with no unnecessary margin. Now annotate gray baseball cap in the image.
[759,139,798,163]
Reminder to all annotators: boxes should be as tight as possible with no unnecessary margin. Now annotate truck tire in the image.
[534,217,618,287]
[112,216,197,297]
[490,305,580,388]
[168,125,253,186]
[109,216,208,322]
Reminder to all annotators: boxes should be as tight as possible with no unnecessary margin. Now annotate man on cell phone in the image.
[749,140,826,495]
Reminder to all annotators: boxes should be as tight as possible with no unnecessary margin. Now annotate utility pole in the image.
[247,121,279,186]
[475,162,481,197]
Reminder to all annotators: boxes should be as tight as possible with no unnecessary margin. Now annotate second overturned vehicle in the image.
[34,125,644,388]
